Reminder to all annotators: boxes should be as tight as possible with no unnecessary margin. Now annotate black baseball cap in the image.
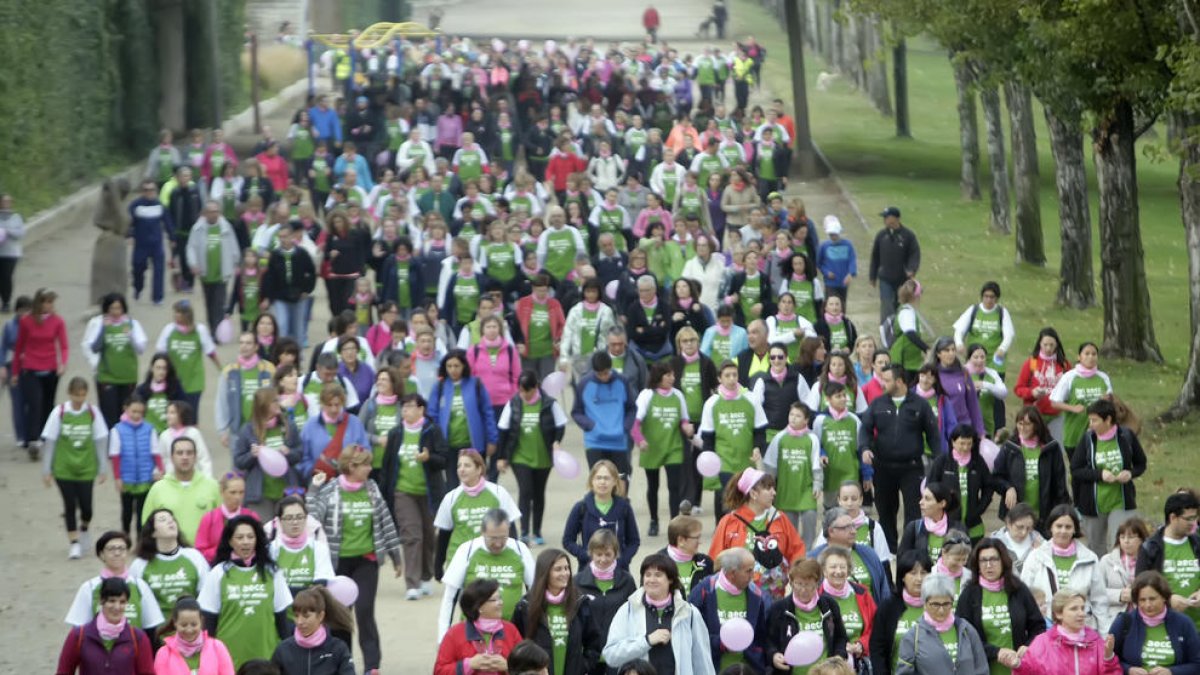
[880,206,901,218]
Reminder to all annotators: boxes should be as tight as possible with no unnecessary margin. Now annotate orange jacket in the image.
[666,124,702,155]
[708,505,805,564]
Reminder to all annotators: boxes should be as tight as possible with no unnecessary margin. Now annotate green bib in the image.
[484,243,517,282]
[546,602,569,675]
[1052,554,1076,590]
[580,307,600,355]
[772,432,817,511]
[217,566,279,667]
[1143,623,1177,668]
[819,414,859,492]
[291,128,314,159]
[739,275,762,320]
[894,605,924,669]
[529,303,553,359]
[965,307,1004,370]
[544,228,578,280]
[370,403,400,469]
[449,385,472,448]
[53,407,99,481]
[261,429,287,500]
[1022,446,1041,514]
[92,579,146,627]
[168,329,205,394]
[457,149,484,181]
[311,156,331,192]
[639,391,684,469]
[836,592,865,643]
[680,361,704,421]
[940,627,959,663]
[711,332,734,365]
[512,402,550,469]
[204,225,223,284]
[789,604,827,674]
[1064,374,1108,449]
[396,426,428,495]
[338,488,374,558]
[463,546,526,621]
[851,550,874,594]
[447,488,501,559]
[1093,437,1125,514]
[982,589,1014,675]
[141,553,202,618]
[146,393,170,434]
[276,543,317,588]
[715,588,749,669]
[240,369,264,423]
[97,323,139,385]
[1164,541,1200,629]
[453,277,480,326]
[393,258,413,308]
[787,278,817,323]
[711,396,757,474]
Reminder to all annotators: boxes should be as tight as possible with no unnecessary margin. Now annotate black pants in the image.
[713,471,734,525]
[172,238,194,289]
[201,281,227,333]
[120,489,149,535]
[0,257,18,306]
[56,479,94,534]
[325,277,355,316]
[873,459,925,552]
[337,555,382,670]
[512,464,551,537]
[645,464,682,524]
[181,391,203,422]
[735,81,750,111]
[97,382,134,430]
[585,449,633,488]
[486,405,505,483]
[20,370,58,443]
[680,440,704,507]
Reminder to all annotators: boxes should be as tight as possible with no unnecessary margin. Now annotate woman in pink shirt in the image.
[13,287,69,457]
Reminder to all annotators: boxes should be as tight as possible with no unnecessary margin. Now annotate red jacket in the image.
[1014,355,1069,419]
[545,152,587,191]
[434,620,522,675]
[514,296,565,358]
[643,7,660,29]
[862,376,884,404]
[255,152,290,192]
[12,312,68,375]
[56,621,154,675]
[194,507,260,563]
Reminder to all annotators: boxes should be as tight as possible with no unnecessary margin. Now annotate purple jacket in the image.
[938,365,985,436]
[435,114,463,150]
[56,621,154,675]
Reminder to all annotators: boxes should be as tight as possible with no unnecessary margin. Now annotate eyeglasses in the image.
[978,556,1002,566]
[280,515,307,522]
[829,523,855,531]
[927,600,953,610]
[103,545,128,553]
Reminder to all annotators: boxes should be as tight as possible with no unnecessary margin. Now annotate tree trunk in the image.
[846,13,864,89]
[952,58,981,201]
[1005,81,1046,265]
[980,85,1010,233]
[1169,109,1200,417]
[822,1,836,65]
[830,0,844,72]
[785,0,820,178]
[866,16,892,115]
[1044,105,1095,308]
[893,34,909,137]
[155,0,186,132]
[1092,100,1163,362]
[805,0,819,49]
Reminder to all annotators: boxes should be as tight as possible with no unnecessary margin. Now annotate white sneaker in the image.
[405,589,421,601]
[421,581,434,596]
[68,542,82,559]
[78,531,91,551]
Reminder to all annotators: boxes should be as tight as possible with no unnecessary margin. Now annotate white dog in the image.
[816,71,840,92]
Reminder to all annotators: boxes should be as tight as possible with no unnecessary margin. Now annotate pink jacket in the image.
[194,507,259,563]
[1013,626,1121,675]
[365,321,392,356]
[154,633,235,675]
[466,340,521,407]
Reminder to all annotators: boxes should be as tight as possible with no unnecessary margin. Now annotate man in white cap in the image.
[817,214,857,308]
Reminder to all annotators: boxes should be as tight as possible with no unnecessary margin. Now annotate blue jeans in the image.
[878,278,900,324]
[131,243,165,303]
[634,341,673,364]
[273,300,307,347]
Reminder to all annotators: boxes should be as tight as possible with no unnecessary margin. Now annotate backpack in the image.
[879,313,897,349]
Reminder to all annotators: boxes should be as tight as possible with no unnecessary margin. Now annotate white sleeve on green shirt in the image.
[634,389,653,422]
[197,566,224,613]
[491,483,522,523]
[551,400,569,427]
[271,570,293,612]
[497,402,514,431]
[1048,370,1076,403]
[698,395,718,434]
[438,537,477,641]
[433,487,462,531]
[952,305,976,348]
[763,433,782,474]
[196,324,217,355]
[65,577,100,625]
[312,540,336,583]
[81,316,104,370]
[137,577,166,627]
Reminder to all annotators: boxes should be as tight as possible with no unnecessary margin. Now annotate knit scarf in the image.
[259,334,275,347]
[1052,540,1078,557]
[279,392,301,408]
[645,592,672,609]
[666,546,691,563]
[1057,627,1087,644]
[1075,364,1098,378]
[639,297,658,309]
[150,380,167,393]
[784,424,809,436]
[715,322,732,336]
[978,576,1005,592]
[413,349,437,361]
[521,390,541,405]
[715,570,742,595]
[243,266,259,278]
[655,387,674,397]
[96,614,127,640]
[678,297,694,309]
[545,588,566,604]
[902,589,923,608]
[823,312,843,325]
[403,417,426,432]
[463,479,487,497]
[792,592,819,612]
[829,406,849,421]
[951,449,972,467]
[100,567,130,580]
[1140,608,1168,627]
[337,475,364,492]
[924,514,949,536]
[1019,434,1040,449]
[294,625,327,649]
[1096,426,1118,442]
[822,578,852,598]
[174,322,193,334]
[591,561,616,580]
[828,374,847,384]
[376,393,398,406]
[719,384,740,400]
[771,368,787,384]
[1038,349,1058,362]
[582,300,601,311]
[965,360,985,376]
[238,354,260,369]
[480,335,505,349]
[791,271,806,281]
[629,265,647,275]
[775,311,796,322]
[924,611,956,633]
[475,618,504,635]
[170,633,204,658]
[220,504,241,520]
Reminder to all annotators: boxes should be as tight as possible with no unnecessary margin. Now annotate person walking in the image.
[642,5,661,42]
[497,372,567,545]
[14,288,70,459]
[0,194,25,312]
[56,577,156,675]
[126,181,171,305]
[83,293,148,429]
[262,224,317,348]
[186,201,241,330]
[41,376,110,559]
[869,206,920,324]
[572,352,637,482]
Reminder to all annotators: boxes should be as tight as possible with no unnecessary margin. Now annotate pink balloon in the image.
[696,451,722,478]
[214,318,235,344]
[542,371,567,397]
[553,449,581,479]
[605,280,619,301]
[720,617,754,652]
[785,631,824,666]
[258,446,288,478]
[980,438,1000,471]
[327,575,359,606]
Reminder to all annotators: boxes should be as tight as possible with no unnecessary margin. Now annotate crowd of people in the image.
[10,28,1191,675]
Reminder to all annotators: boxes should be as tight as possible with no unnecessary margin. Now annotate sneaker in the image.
[68,542,82,559]
[534,535,545,545]
[692,505,703,516]
[27,441,40,461]
[405,589,421,601]
[648,521,660,537]
[421,581,434,596]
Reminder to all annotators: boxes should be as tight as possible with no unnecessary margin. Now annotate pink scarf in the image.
[150,380,167,393]
[678,297,694,309]
[715,570,743,595]
[100,567,129,580]
[915,385,935,400]
[978,576,1004,592]
[719,384,741,401]
[965,360,985,376]
[1039,349,1058,362]
[232,553,255,566]
[667,546,691,563]
[639,297,658,309]
[413,349,437,361]
[771,368,787,384]
[824,312,843,325]
[952,450,972,467]
[376,393,398,406]
[1019,434,1040,449]
[591,561,616,580]
[1075,364,1098,378]
[174,322,193,334]
[829,406,849,421]
[96,614,127,640]
[715,323,732,336]
[294,625,327,649]
[645,593,672,609]
[828,374,847,384]
[1140,608,1168,627]
[169,633,204,658]
[582,300,601,311]
[403,417,426,432]
[793,592,819,612]
[775,311,796,322]
[791,271,806,281]
[521,390,542,405]
[480,335,505,349]
[463,479,487,497]
[1097,426,1118,442]
[321,411,342,425]
[1122,553,1137,579]
[1052,540,1078,557]
[784,424,809,436]
[238,354,260,369]
[1057,626,1087,644]
[475,618,504,635]
[545,588,566,604]
[220,504,242,520]
[259,334,275,347]
[280,527,309,549]
[337,475,364,492]
[822,579,852,598]
[681,350,700,364]
[924,514,948,536]
[851,512,868,528]
[924,611,956,633]
[655,387,674,397]
[242,266,259,278]
[935,558,963,579]
[280,392,301,408]
[903,589,923,607]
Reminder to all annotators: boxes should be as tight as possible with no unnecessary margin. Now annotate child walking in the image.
[108,393,163,535]
[41,376,110,559]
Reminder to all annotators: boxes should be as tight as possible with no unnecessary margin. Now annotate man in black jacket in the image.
[262,223,317,346]
[522,114,555,182]
[858,364,939,551]
[166,166,204,292]
[868,206,921,324]
[1136,490,1200,617]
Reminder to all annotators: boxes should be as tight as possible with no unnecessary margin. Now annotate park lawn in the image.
[732,0,1195,518]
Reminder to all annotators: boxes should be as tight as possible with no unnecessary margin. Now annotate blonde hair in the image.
[338,445,373,474]
[319,383,347,406]
[674,326,700,353]
[809,658,854,675]
[1050,589,1089,623]
[588,460,626,498]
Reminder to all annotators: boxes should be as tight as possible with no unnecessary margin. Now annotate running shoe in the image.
[68,542,82,559]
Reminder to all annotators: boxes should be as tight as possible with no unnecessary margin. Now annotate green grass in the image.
[732,0,1196,519]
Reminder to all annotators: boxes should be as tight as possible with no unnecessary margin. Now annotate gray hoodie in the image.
[0,210,25,258]
[896,618,989,675]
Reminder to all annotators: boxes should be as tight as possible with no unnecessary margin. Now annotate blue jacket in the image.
[700,324,749,362]
[817,238,858,290]
[570,371,635,452]
[333,153,373,190]
[562,492,641,570]
[1110,608,1200,674]
[128,197,173,248]
[114,420,156,484]
[298,413,371,477]
[0,316,19,365]
[808,541,893,604]
[688,573,768,672]
[427,376,499,451]
[308,106,343,144]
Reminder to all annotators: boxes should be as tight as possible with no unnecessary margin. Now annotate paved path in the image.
[0,1,871,671]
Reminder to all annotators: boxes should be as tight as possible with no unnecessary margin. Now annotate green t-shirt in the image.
[217,566,280,667]
[240,275,261,325]
[595,207,628,251]
[966,306,1004,367]
[787,278,817,324]
[819,414,859,493]
[91,579,148,627]
[1063,374,1109,449]
[453,276,480,326]
[204,225,223,284]
[580,306,600,356]
[140,552,204,618]
[596,499,614,516]
[639,390,685,469]
[546,602,569,675]
[1143,623,1176,668]
[940,627,960,663]
[512,402,550,469]
[447,489,501,562]
[775,315,802,362]
[958,466,973,529]
[973,370,1002,436]
[544,228,579,280]
[168,328,205,394]
[528,302,554,359]
[770,432,818,511]
[828,321,849,353]
[311,156,332,192]
[981,589,1013,675]
[396,426,428,495]
[463,546,527,621]
[680,361,704,421]
[393,257,413,308]
[261,428,286,500]
[1053,554,1076,590]
[739,275,762,320]
[790,604,827,674]
[716,588,749,669]
[499,128,516,161]
[1164,539,1200,629]
[1022,446,1041,514]
[291,127,314,159]
[97,323,139,385]
[710,332,734,366]
[276,543,317,588]
[927,533,946,562]
[678,559,698,595]
[836,592,864,644]
[484,243,517,283]
[53,407,100,481]
[710,395,758,475]
[449,385,472,448]
[1093,437,1125,514]
[146,392,170,434]
[457,148,484,181]
[370,403,400,469]
[851,550,874,595]
[240,368,264,424]
[894,605,925,669]
[338,488,374,558]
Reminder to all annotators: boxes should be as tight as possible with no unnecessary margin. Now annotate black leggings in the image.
[20,370,58,442]
[0,257,17,306]
[337,555,382,670]
[96,382,134,430]
[512,464,551,537]
[56,479,94,533]
[645,464,682,524]
[120,490,148,535]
